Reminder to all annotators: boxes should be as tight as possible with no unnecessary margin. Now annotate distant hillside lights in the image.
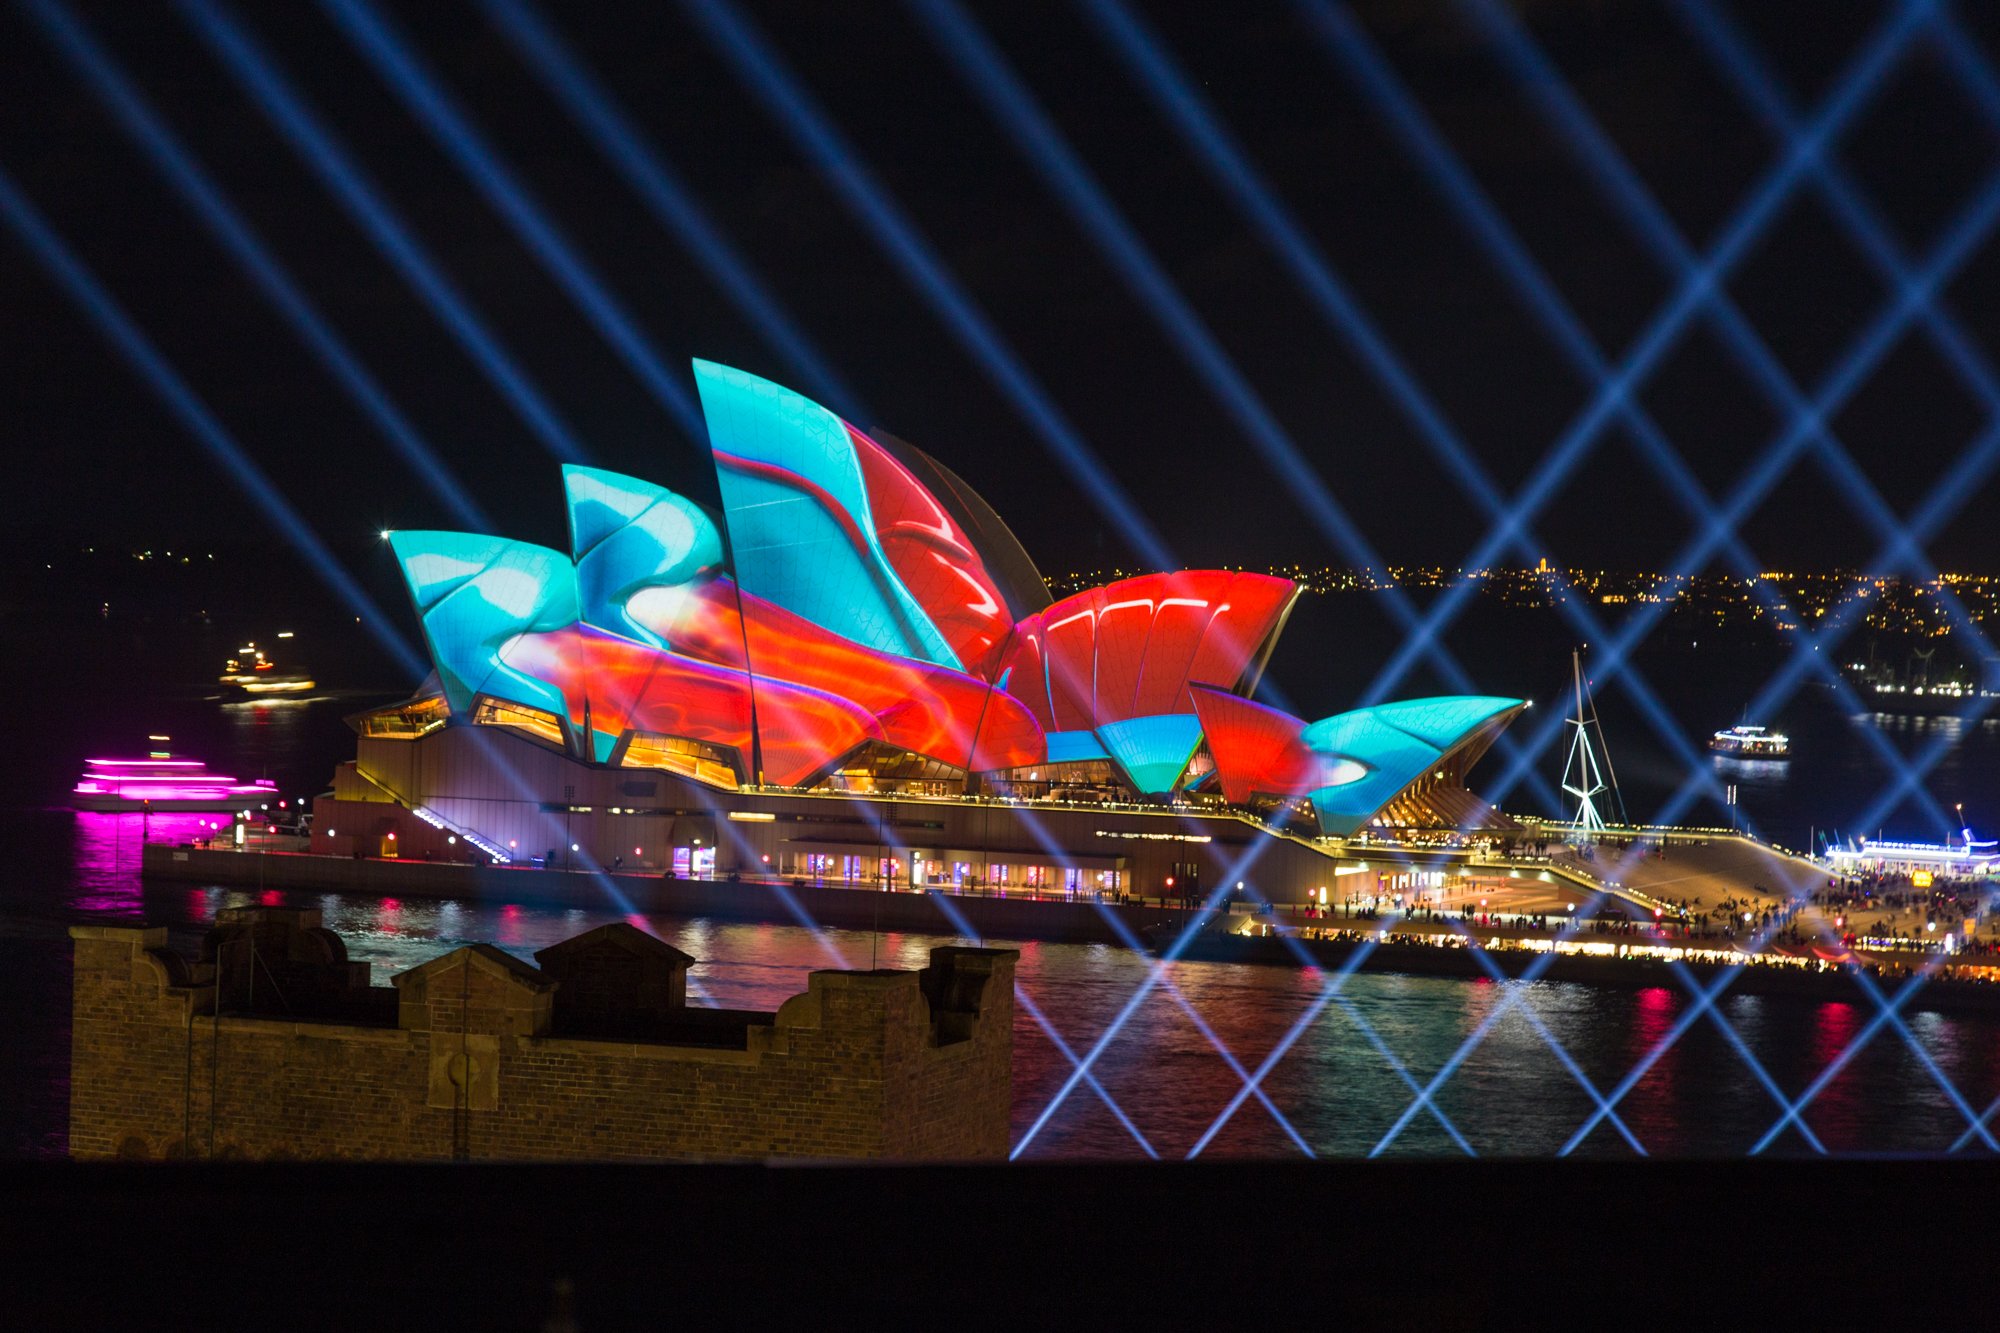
[1047,564,1996,637]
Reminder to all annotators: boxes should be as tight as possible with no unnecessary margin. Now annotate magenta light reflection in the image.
[71,811,216,913]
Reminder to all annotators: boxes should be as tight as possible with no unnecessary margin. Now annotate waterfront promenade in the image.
[138,830,2000,1012]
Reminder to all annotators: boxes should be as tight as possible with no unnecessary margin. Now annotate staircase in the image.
[351,764,512,864]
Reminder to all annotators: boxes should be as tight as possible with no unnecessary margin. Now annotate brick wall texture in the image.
[68,912,1015,1163]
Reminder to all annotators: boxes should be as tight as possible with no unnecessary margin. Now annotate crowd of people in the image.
[1244,866,2000,979]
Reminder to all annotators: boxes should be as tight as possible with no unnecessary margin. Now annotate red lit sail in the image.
[999,571,1299,731]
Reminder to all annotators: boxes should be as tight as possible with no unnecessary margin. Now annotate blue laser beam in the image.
[753,780,1185,1160]
[1361,0,1924,710]
[1011,833,1286,1158]
[1552,840,1848,1152]
[1952,1096,2000,1152]
[319,0,706,447]
[1750,949,1985,1154]
[450,724,648,916]
[1472,154,2000,818]
[1369,891,1628,1154]
[1077,0,1617,807]
[1084,896,1317,1156]
[1484,382,2000,824]
[923,889,1160,1158]
[912,0,1566,811]
[1483,309,2000,826]
[1439,917,1648,1154]
[1077,0,1776,831]
[177,0,591,464]
[1553,675,1999,1152]
[1462,0,1996,671]
[473,0,864,424]
[765,880,854,971]
[0,161,426,680]
[1771,918,2000,1153]
[1679,0,2000,423]
[1300,0,1965,836]
[1183,887,1474,1158]
[1556,866,1837,1160]
[679,0,1177,574]
[901,788,1315,1153]
[1546,877,1832,1156]
[912,0,1386,577]
[1557,952,1829,1156]
[936,784,1328,1144]
[24,0,490,533]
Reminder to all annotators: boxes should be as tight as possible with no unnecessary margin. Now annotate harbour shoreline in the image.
[140,843,2000,1015]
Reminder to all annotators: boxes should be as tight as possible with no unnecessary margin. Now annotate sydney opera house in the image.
[310,361,1525,903]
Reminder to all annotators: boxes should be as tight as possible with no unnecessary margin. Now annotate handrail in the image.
[350,764,511,863]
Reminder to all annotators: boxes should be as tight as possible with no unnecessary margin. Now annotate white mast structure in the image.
[1560,648,1621,835]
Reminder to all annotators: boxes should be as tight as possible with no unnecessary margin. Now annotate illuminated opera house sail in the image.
[324,361,1524,898]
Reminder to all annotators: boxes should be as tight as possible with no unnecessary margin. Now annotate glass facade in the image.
[620,733,741,790]
[471,697,567,749]
[355,693,450,739]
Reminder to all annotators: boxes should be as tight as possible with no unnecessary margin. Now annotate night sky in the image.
[5,0,1999,591]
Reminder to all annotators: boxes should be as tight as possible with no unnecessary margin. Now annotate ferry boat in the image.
[71,755,280,812]
[1825,831,1997,879]
[1838,653,1999,716]
[220,636,315,697]
[1709,725,1789,758]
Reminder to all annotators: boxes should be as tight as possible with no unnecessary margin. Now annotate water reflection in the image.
[20,807,2000,1159]
[1713,755,1790,789]
[63,877,2000,1157]
[69,812,213,914]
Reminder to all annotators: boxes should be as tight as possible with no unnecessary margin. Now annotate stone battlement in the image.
[69,908,1015,1162]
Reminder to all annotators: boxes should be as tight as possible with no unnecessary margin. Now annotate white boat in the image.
[1710,725,1789,758]
[72,755,280,812]
[220,637,315,696]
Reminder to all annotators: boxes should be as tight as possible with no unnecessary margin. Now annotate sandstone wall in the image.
[69,913,1014,1163]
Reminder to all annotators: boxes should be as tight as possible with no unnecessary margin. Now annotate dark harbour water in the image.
[9,815,2000,1162]
[5,611,2000,1160]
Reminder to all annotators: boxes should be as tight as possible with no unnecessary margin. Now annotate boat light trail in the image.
[0,163,426,680]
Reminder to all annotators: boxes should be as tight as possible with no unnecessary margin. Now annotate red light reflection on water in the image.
[1634,986,1675,1047]
[1615,986,1682,1154]
[1805,1000,1863,1151]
